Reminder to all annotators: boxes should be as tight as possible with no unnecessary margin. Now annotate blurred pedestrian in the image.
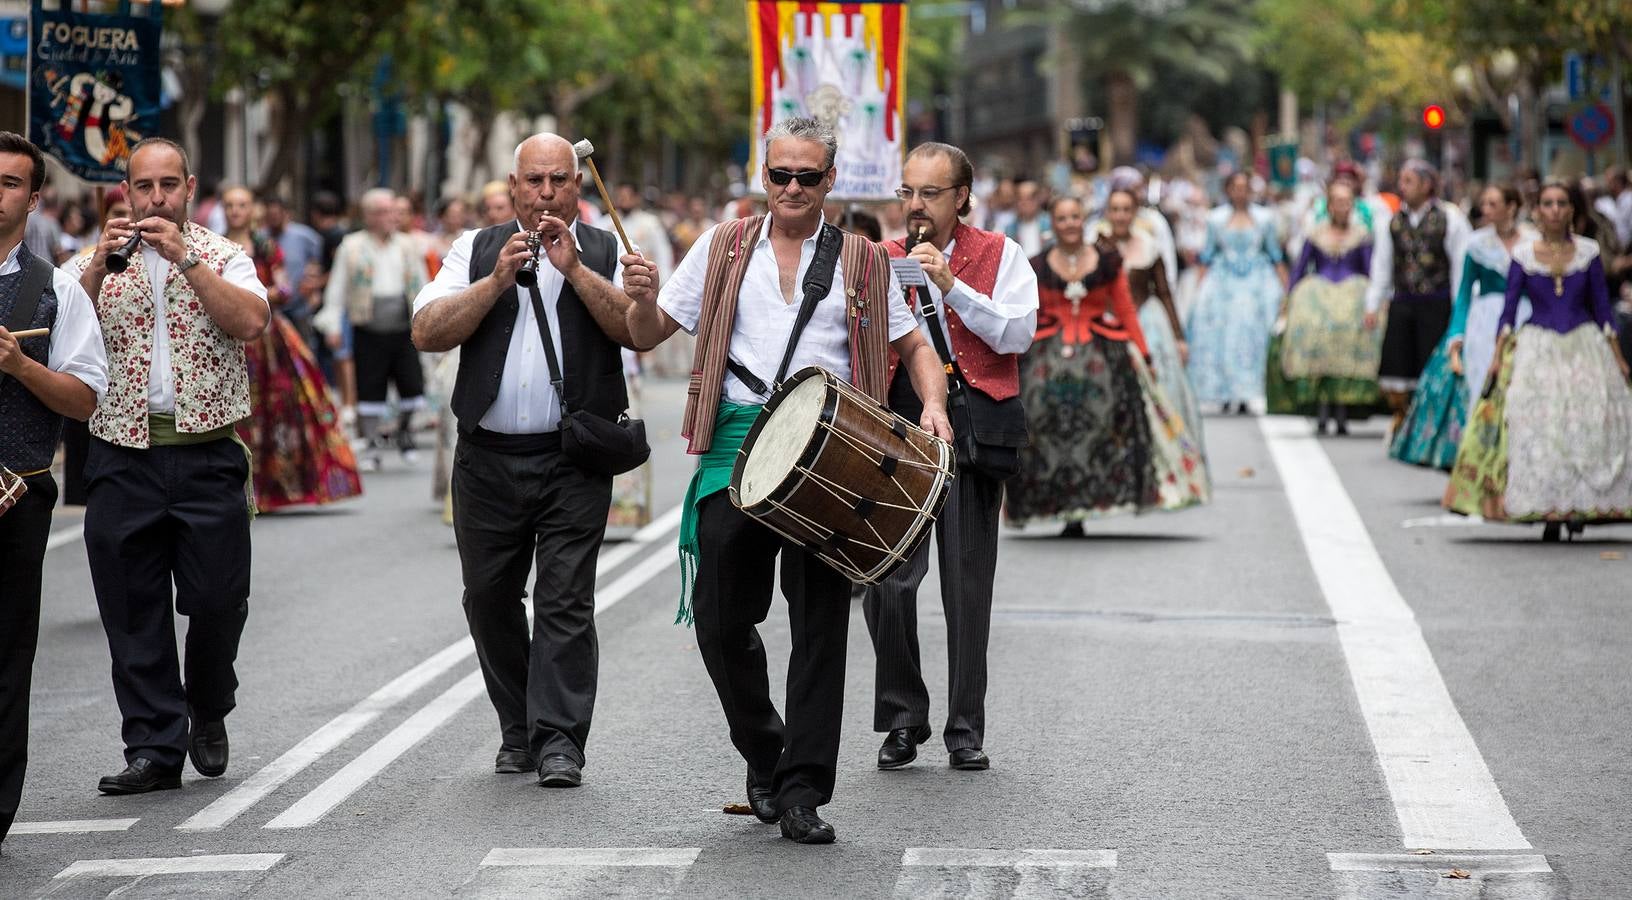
[1186,171,1287,413]
[479,180,514,228]
[613,183,674,279]
[1002,179,1051,257]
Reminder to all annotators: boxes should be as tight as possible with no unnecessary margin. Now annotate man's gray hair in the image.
[763,117,838,170]
[513,134,579,177]
[360,187,396,211]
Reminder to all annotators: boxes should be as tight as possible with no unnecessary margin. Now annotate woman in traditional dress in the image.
[1006,196,1208,534]
[1101,187,1208,456]
[1444,181,1632,540]
[1391,185,1533,468]
[223,186,362,512]
[1186,172,1288,413]
[1266,179,1380,433]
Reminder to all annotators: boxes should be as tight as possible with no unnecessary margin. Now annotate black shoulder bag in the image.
[524,280,650,477]
[723,222,844,398]
[910,283,1026,480]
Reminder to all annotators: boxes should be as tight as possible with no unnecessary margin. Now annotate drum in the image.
[0,466,27,518]
[730,366,955,584]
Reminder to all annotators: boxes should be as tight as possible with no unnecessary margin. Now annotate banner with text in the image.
[747,0,908,202]
[27,1,163,183]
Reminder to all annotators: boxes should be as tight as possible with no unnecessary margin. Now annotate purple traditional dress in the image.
[1445,236,1632,532]
[1266,220,1381,419]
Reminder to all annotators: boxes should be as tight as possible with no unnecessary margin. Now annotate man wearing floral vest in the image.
[73,138,270,795]
[865,142,1038,774]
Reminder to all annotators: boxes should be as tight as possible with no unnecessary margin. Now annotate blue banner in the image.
[27,2,163,184]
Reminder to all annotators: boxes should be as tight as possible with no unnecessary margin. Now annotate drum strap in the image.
[725,222,844,397]
[0,244,54,389]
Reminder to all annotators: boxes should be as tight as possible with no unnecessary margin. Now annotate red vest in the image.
[887,223,1020,401]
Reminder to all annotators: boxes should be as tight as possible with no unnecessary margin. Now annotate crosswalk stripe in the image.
[54,853,284,878]
[482,848,701,867]
[8,818,138,835]
[902,849,1117,868]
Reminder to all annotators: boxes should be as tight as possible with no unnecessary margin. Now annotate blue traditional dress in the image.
[1266,219,1380,416]
[1186,205,1284,407]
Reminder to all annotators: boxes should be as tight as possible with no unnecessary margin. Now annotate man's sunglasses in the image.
[767,167,829,187]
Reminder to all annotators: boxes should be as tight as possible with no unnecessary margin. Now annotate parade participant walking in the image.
[1445,181,1632,539]
[74,137,270,795]
[1267,179,1381,433]
[1367,160,1470,436]
[320,188,430,470]
[1008,195,1207,531]
[1186,172,1287,413]
[627,118,950,844]
[0,132,106,845]
[413,133,657,788]
[1103,187,1206,453]
[1391,185,1533,469]
[866,141,1035,776]
[223,187,361,512]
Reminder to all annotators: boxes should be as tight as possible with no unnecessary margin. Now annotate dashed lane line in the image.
[45,522,83,552]
[481,848,702,867]
[8,818,138,835]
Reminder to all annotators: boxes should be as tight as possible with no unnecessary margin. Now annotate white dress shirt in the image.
[2,243,108,398]
[911,236,1038,356]
[659,217,916,407]
[1365,200,1470,314]
[66,242,266,412]
[412,220,624,434]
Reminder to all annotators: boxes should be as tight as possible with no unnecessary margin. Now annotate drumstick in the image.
[9,327,48,339]
[572,139,636,257]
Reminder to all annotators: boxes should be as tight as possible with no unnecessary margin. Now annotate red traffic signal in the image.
[1422,105,1447,130]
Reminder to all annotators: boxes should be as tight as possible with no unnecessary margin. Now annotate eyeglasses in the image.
[895,184,962,202]
[767,168,829,187]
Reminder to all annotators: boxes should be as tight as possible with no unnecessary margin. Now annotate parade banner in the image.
[747,0,908,201]
[27,1,163,183]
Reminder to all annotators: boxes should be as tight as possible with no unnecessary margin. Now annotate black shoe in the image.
[746,772,778,825]
[1060,522,1085,538]
[495,749,535,774]
[877,725,933,770]
[779,806,836,844]
[537,754,582,788]
[187,715,229,778]
[1542,522,1562,542]
[97,758,182,795]
[949,748,990,771]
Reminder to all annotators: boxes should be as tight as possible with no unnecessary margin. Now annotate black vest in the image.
[0,244,62,472]
[450,222,628,432]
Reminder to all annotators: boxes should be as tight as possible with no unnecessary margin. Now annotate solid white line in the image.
[482,848,701,867]
[46,522,83,552]
[902,849,1117,868]
[1401,514,1486,529]
[1328,852,1551,873]
[263,670,487,829]
[596,504,683,576]
[177,639,475,832]
[596,545,679,613]
[9,818,138,835]
[55,853,284,878]
[1261,416,1531,850]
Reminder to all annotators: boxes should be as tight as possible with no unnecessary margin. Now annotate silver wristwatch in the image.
[176,253,202,274]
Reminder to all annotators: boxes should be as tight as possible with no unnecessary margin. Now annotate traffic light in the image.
[1422,105,1447,130]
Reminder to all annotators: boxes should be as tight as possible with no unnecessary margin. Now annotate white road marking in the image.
[1401,513,1486,529]
[596,545,680,613]
[264,670,487,829]
[8,818,138,835]
[901,849,1117,868]
[895,848,1117,898]
[1262,416,1532,850]
[46,522,83,551]
[54,853,284,878]
[177,504,681,832]
[1328,852,1551,873]
[482,848,701,867]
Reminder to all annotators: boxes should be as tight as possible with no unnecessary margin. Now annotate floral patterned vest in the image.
[1389,203,1452,301]
[90,223,250,448]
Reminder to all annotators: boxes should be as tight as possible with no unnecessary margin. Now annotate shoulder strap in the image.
[526,280,569,415]
[910,280,968,389]
[8,244,52,334]
[727,221,845,396]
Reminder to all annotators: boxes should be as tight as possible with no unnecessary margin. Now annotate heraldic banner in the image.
[27,1,162,183]
[747,0,908,202]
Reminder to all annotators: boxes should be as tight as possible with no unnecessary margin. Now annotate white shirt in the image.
[67,242,266,412]
[1,243,108,398]
[1365,200,1471,314]
[412,220,624,434]
[621,208,675,280]
[659,217,916,407]
[1014,218,1045,257]
[910,236,1038,356]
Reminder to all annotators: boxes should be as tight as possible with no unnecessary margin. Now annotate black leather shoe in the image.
[188,715,229,778]
[877,725,933,770]
[537,754,582,788]
[949,748,990,771]
[97,758,182,795]
[779,806,836,844]
[495,749,534,774]
[746,772,778,825]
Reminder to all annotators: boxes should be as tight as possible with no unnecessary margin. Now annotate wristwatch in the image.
[176,253,202,274]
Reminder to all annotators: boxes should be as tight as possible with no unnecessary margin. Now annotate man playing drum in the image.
[626,117,950,844]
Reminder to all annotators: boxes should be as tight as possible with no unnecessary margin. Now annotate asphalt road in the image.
[3,377,1627,899]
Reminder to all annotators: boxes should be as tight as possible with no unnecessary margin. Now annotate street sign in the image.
[1566,101,1615,152]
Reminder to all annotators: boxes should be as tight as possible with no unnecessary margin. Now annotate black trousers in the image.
[692,493,852,812]
[864,466,1003,752]
[353,327,425,406]
[451,439,611,765]
[84,438,251,769]
[1379,297,1453,388]
[0,473,56,844]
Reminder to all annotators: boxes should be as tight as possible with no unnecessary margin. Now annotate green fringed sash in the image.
[675,402,762,626]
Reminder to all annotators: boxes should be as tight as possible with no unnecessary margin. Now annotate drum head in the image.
[737,373,828,507]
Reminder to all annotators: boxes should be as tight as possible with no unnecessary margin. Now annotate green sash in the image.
[148,413,256,516]
[675,402,762,625]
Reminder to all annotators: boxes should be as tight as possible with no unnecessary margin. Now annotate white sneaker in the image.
[360,453,383,473]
